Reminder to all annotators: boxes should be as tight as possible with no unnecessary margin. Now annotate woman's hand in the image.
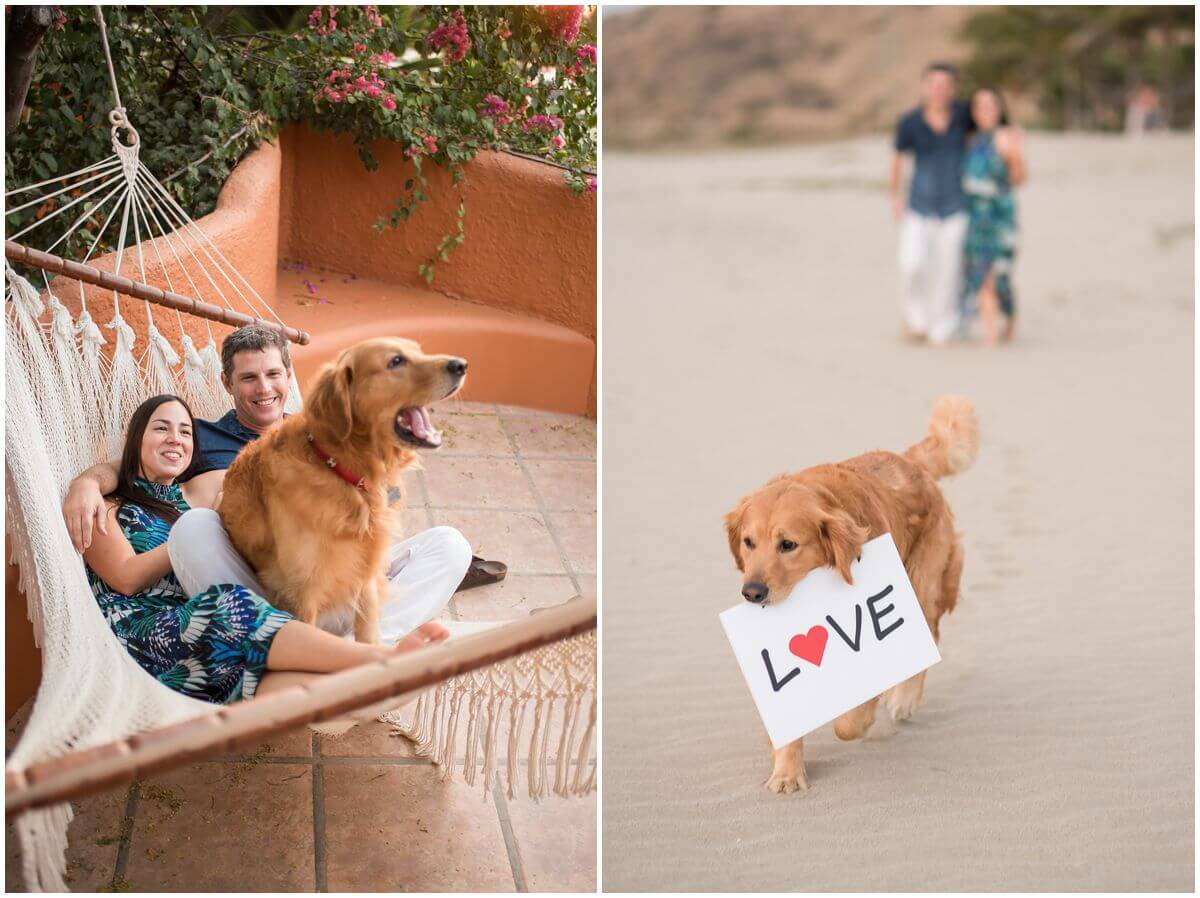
[63,479,108,553]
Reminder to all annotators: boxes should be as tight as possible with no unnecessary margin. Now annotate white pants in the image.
[897,210,967,344]
[167,508,473,644]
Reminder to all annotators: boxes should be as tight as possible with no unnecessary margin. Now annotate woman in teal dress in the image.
[961,87,1027,345]
[84,394,448,705]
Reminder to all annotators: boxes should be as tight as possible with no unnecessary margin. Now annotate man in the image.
[62,325,504,641]
[889,62,970,345]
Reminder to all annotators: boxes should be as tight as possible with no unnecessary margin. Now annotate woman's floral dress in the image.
[961,130,1018,323]
[87,480,292,704]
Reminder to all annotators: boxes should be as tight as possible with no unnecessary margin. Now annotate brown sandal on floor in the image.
[455,555,508,593]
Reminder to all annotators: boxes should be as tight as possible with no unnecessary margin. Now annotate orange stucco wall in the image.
[278,124,596,345]
[53,126,596,412]
[6,547,38,718]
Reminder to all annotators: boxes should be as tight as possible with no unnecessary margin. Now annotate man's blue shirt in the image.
[192,409,262,474]
[188,409,402,504]
[894,101,969,218]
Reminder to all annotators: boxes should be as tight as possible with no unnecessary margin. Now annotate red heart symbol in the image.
[789,626,829,666]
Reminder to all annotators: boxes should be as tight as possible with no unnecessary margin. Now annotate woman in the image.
[84,394,447,705]
[961,86,1027,345]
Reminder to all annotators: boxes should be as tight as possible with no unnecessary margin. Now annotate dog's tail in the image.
[904,395,979,480]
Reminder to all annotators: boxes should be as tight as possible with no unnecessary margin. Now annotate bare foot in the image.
[393,621,450,653]
[1001,314,1017,342]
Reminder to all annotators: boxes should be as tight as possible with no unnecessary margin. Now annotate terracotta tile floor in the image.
[5,402,596,893]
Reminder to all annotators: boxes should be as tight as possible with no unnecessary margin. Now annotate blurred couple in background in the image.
[891,62,1026,347]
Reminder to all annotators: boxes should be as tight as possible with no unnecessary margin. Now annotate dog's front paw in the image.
[885,684,923,721]
[887,693,920,721]
[885,672,926,722]
[765,771,808,794]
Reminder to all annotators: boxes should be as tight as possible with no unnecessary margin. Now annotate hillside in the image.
[603,6,974,148]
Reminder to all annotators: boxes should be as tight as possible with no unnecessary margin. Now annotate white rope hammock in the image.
[5,10,595,891]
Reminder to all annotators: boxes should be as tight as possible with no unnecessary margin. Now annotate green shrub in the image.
[5,5,597,283]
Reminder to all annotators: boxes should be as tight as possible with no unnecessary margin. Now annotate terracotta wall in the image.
[278,124,597,344]
[54,126,597,409]
[6,549,38,717]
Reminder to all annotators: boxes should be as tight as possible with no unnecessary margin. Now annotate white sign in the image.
[719,532,941,749]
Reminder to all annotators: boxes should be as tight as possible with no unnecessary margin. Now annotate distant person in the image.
[1125,84,1166,136]
[961,87,1026,345]
[890,62,970,345]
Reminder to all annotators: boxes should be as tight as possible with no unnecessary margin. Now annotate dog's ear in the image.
[306,359,355,442]
[818,508,870,585]
[723,497,749,572]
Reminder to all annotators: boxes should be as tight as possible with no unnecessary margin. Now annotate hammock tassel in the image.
[104,313,142,457]
[145,322,182,400]
[74,309,109,463]
[47,297,91,479]
[17,802,73,892]
[180,333,228,421]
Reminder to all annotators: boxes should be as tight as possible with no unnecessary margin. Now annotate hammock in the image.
[4,10,595,891]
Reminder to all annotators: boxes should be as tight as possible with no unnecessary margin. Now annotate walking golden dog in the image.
[724,395,979,793]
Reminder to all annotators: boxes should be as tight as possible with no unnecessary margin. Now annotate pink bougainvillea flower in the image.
[404,146,421,159]
[586,177,597,193]
[538,6,584,43]
[479,94,510,118]
[423,136,439,154]
[496,17,512,39]
[576,43,596,64]
[425,10,471,62]
[382,95,397,111]
[353,42,367,54]
[551,134,565,149]
[523,114,564,133]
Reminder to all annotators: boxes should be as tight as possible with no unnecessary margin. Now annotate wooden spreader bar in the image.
[5,239,311,345]
[5,597,595,817]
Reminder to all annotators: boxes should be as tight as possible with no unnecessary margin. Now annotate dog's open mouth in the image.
[394,406,443,449]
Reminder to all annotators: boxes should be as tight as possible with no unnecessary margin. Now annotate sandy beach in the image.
[601,134,1194,890]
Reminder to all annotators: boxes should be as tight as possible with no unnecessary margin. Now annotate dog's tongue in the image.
[403,407,442,446]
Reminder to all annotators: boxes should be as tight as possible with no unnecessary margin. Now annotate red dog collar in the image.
[306,433,369,491]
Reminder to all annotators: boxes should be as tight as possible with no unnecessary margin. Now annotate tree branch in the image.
[6,6,53,135]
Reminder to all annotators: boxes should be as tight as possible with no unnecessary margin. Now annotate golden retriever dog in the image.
[220,337,467,644]
[724,395,979,793]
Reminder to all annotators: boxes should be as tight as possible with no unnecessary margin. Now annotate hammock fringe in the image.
[381,630,596,801]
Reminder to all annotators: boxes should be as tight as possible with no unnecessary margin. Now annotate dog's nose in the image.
[742,582,769,604]
[447,358,468,377]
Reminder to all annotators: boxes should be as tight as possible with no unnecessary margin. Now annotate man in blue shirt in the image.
[63,325,503,641]
[889,62,970,344]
